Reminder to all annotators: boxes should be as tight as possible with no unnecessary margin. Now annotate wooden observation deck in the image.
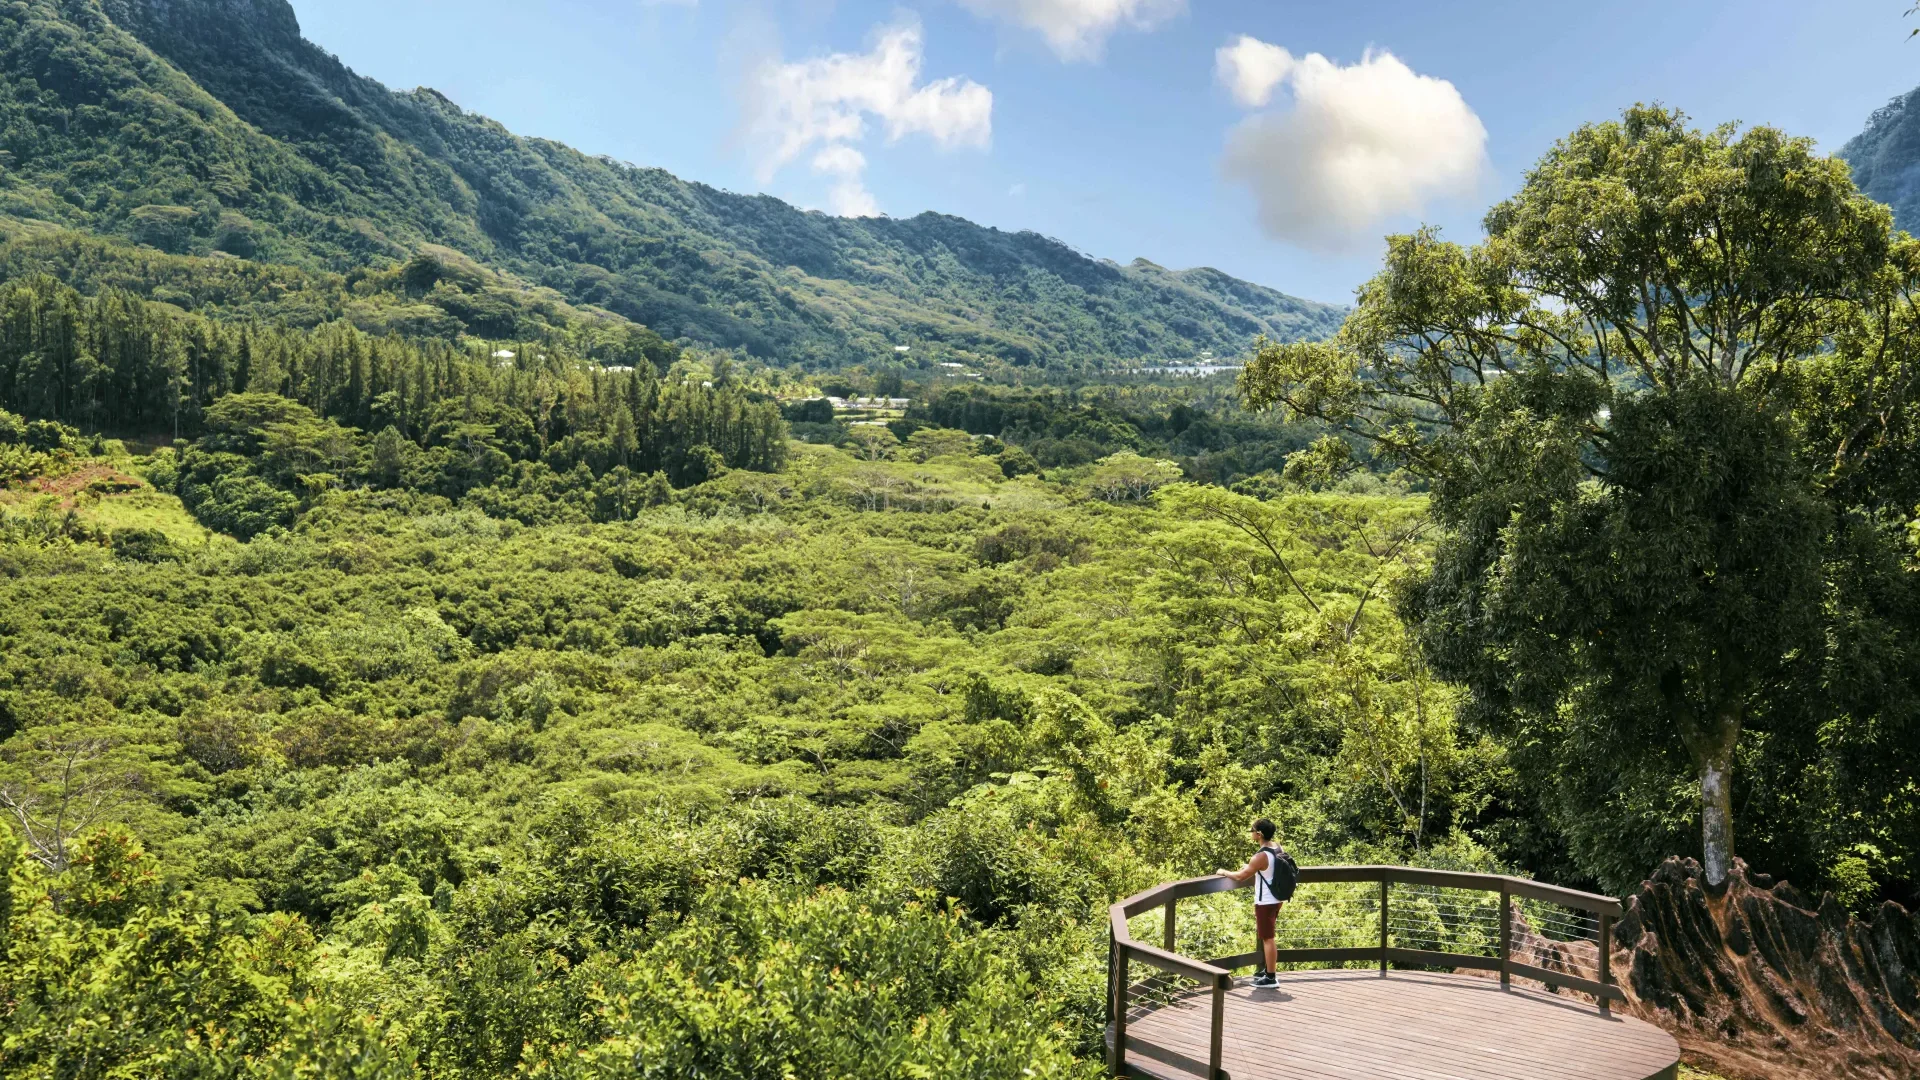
[1107,866,1680,1080]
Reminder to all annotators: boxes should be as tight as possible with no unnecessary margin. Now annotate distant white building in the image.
[938,362,965,369]
[1150,363,1243,377]
[894,345,912,353]
[492,349,515,360]
[827,396,910,410]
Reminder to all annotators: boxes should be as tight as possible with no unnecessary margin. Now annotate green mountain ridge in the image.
[0,0,1342,369]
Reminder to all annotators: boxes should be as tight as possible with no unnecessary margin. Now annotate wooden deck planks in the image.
[1115,970,1679,1080]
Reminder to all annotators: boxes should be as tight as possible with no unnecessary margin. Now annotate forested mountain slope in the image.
[0,0,1341,368]
[1841,85,1920,231]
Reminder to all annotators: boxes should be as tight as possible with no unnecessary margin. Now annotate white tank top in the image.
[1253,846,1284,904]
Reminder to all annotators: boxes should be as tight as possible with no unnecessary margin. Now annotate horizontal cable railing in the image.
[1107,865,1623,1080]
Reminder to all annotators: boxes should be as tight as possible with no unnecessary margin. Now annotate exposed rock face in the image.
[1612,857,1920,1080]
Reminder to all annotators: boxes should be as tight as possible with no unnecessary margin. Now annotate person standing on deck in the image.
[1216,818,1294,989]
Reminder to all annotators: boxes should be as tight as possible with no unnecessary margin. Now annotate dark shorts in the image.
[1256,902,1282,939]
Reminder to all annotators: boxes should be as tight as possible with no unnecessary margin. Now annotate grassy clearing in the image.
[1,454,224,547]
[79,487,220,547]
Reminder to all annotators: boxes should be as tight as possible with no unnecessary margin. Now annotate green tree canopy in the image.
[1241,105,1920,888]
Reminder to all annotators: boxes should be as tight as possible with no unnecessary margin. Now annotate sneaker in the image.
[1251,971,1278,988]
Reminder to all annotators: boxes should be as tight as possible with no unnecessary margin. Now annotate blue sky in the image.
[290,0,1920,305]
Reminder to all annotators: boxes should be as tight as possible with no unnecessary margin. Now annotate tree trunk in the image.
[1700,751,1734,888]
[1686,711,1741,888]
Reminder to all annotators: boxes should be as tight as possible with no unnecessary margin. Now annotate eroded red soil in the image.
[17,464,145,506]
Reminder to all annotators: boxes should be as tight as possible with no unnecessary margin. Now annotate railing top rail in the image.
[1116,871,1240,919]
[1110,864,1620,946]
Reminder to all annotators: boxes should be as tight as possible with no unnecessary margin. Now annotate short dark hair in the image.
[1251,818,1276,841]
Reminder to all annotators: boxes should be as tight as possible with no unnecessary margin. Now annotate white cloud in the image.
[811,144,868,175]
[1214,34,1292,108]
[746,20,992,216]
[1008,182,1026,197]
[1215,39,1487,251]
[956,0,1184,62]
[811,145,881,217]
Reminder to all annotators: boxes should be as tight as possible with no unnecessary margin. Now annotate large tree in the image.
[1242,106,1920,888]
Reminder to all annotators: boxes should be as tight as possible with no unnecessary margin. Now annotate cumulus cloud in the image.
[1214,37,1487,250]
[745,20,992,216]
[811,145,881,217]
[810,144,868,175]
[956,0,1184,62]
[1215,34,1293,108]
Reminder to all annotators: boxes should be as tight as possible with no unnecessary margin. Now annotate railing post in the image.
[1106,926,1116,1026]
[1378,876,1389,974]
[1112,939,1129,1075]
[1165,896,1177,954]
[1598,913,1613,1017]
[1499,882,1512,989]
[1106,929,1117,1072]
[1209,971,1227,1080]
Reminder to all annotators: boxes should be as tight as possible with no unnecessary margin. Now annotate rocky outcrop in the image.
[1611,857,1920,1080]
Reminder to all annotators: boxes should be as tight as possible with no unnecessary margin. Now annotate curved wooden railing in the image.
[1106,865,1625,1080]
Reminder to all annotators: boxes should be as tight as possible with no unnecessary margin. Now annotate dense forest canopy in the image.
[1,398,1480,1077]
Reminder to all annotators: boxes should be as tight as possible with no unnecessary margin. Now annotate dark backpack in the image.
[1260,844,1299,901]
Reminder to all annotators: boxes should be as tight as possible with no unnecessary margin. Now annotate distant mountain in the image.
[1840,86,1920,233]
[0,0,1343,369]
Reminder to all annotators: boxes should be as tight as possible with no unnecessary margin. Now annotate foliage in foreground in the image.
[0,818,1099,1080]
[1243,105,1920,891]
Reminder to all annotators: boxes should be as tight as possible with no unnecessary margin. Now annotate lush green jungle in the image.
[3,2,1920,1079]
